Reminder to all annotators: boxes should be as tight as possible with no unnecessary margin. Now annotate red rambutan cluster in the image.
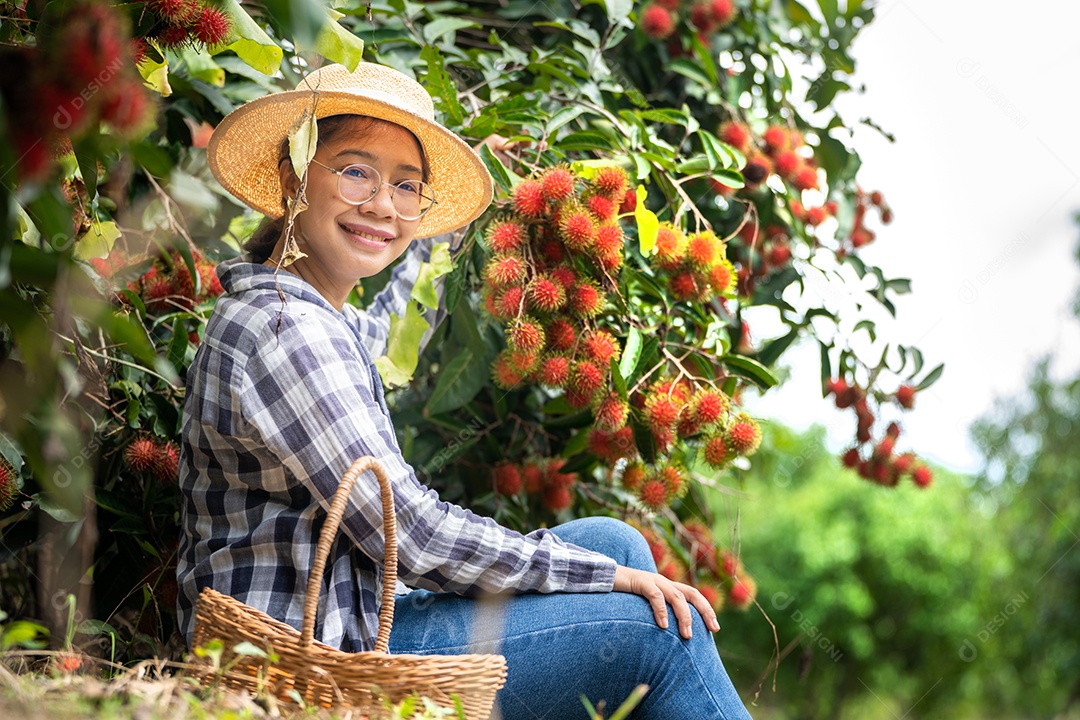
[124,436,180,483]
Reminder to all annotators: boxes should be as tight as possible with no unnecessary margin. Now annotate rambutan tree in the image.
[0,0,941,657]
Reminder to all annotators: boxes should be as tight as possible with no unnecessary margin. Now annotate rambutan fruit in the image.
[841,448,861,468]
[0,457,18,512]
[659,556,686,582]
[508,348,539,374]
[686,231,721,269]
[593,166,629,199]
[709,260,736,296]
[496,286,525,319]
[549,265,577,290]
[805,205,828,226]
[559,207,598,252]
[719,550,739,577]
[896,385,916,409]
[653,225,687,269]
[875,436,896,459]
[690,2,717,32]
[539,238,566,264]
[793,166,819,191]
[124,438,158,473]
[743,154,773,185]
[912,465,932,488]
[541,166,575,202]
[543,485,573,512]
[726,414,761,456]
[638,478,668,510]
[527,274,566,313]
[619,188,637,215]
[507,318,545,352]
[658,464,687,500]
[670,272,702,301]
[486,253,526,288]
[718,120,751,154]
[149,0,195,24]
[773,150,800,178]
[729,574,756,609]
[566,389,594,408]
[654,378,693,405]
[190,4,233,47]
[609,427,637,460]
[593,224,624,256]
[544,459,577,489]
[101,81,152,134]
[893,453,915,475]
[537,355,572,388]
[594,393,630,432]
[597,249,623,272]
[644,393,681,434]
[704,435,731,468]
[568,281,604,318]
[768,240,791,268]
[513,180,547,217]
[621,462,647,492]
[196,258,223,298]
[488,220,525,253]
[571,360,605,397]
[693,390,729,426]
[523,463,544,493]
[546,318,577,351]
[492,352,524,390]
[483,289,499,317]
[153,441,180,484]
[492,463,522,495]
[710,0,736,26]
[581,330,620,366]
[886,421,902,439]
[587,194,617,222]
[156,23,190,50]
[699,581,726,613]
[762,125,790,152]
[588,428,612,459]
[655,0,679,8]
[677,414,702,438]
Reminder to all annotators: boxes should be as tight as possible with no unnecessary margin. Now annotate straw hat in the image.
[207,62,493,239]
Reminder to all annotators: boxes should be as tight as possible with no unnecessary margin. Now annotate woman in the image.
[179,62,753,719]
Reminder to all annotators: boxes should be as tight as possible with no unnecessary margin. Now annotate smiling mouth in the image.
[340,224,394,243]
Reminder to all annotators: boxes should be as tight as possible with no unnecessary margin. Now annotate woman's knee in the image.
[551,516,654,570]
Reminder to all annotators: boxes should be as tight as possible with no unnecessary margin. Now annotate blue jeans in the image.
[387,517,754,719]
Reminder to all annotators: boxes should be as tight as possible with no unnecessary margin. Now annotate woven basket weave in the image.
[191,456,508,718]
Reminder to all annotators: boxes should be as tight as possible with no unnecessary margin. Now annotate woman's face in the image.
[282,117,426,293]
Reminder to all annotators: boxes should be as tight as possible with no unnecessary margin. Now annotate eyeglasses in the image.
[309,159,437,221]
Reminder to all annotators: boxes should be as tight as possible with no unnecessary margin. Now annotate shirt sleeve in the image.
[237,308,617,598]
[342,229,464,358]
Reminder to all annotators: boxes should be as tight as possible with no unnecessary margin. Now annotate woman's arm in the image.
[237,307,616,598]
[340,229,464,358]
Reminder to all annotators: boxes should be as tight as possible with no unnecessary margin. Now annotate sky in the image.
[745,0,1080,474]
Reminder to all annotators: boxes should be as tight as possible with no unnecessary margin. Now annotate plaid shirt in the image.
[177,237,617,652]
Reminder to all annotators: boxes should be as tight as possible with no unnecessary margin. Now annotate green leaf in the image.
[2,620,49,651]
[425,348,488,415]
[669,58,712,87]
[411,242,453,310]
[232,641,268,658]
[547,105,589,135]
[757,328,799,367]
[853,319,876,342]
[887,277,913,294]
[479,143,514,195]
[220,0,283,75]
[611,357,627,397]
[138,55,171,96]
[419,45,464,127]
[74,221,121,261]
[422,17,478,44]
[288,111,318,185]
[619,327,643,381]
[167,319,189,374]
[374,303,431,388]
[723,355,779,389]
[634,186,659,255]
[562,428,592,459]
[298,8,364,71]
[915,363,944,392]
[638,108,689,126]
[180,45,225,86]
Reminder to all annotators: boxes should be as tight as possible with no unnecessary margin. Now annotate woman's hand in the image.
[613,565,721,640]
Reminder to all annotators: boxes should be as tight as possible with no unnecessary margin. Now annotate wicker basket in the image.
[191,456,508,719]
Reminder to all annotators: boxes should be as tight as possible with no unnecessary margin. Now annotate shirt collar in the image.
[217,256,342,315]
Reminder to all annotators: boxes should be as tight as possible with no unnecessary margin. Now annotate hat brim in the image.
[207,89,493,240]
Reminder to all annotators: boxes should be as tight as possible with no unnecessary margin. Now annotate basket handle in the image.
[300,456,398,653]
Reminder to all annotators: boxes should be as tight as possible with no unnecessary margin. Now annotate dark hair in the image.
[243,115,431,264]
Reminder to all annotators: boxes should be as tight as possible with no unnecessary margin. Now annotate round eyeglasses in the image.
[308,159,437,221]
